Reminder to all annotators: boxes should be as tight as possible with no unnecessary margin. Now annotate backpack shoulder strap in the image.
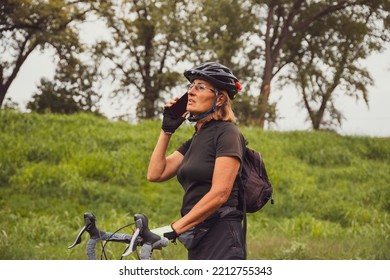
[213,122,248,257]
[236,144,248,259]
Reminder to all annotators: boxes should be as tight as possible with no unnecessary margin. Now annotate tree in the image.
[233,92,260,126]
[283,8,381,130]
[252,0,390,128]
[93,0,193,120]
[27,79,82,114]
[93,0,261,121]
[27,57,102,115]
[0,0,99,108]
[185,0,258,80]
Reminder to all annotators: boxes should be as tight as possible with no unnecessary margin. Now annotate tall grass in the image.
[0,110,389,259]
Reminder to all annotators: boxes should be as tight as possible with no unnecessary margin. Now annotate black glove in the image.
[162,107,185,134]
[163,225,179,243]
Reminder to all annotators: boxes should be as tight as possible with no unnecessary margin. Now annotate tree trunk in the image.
[256,0,357,129]
[0,86,6,108]
[0,37,37,108]
[312,113,322,130]
[258,80,272,128]
[258,31,275,129]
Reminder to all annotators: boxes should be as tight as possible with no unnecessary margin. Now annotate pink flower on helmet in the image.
[235,81,242,92]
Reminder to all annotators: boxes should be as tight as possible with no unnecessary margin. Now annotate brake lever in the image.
[122,214,147,256]
[68,212,100,249]
[122,227,140,257]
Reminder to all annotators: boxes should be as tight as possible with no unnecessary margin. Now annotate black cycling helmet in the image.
[184,62,242,99]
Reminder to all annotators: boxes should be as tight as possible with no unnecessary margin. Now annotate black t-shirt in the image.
[176,120,245,217]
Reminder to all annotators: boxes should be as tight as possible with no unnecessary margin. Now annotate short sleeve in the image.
[177,138,193,156]
[215,123,245,164]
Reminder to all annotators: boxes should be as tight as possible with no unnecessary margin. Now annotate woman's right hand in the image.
[161,98,187,134]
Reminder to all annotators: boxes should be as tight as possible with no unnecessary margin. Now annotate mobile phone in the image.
[169,93,188,119]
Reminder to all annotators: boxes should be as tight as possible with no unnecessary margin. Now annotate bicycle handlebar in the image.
[68,212,169,260]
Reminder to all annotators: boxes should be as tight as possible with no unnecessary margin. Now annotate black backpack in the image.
[237,145,274,214]
[236,143,274,257]
[213,123,274,212]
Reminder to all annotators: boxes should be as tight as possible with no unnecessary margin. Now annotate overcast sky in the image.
[7,42,390,138]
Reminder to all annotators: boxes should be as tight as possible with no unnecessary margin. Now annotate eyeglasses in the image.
[187,83,215,93]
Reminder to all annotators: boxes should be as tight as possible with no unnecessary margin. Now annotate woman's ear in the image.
[216,93,227,106]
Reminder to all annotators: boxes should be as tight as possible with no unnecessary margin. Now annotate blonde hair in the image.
[210,91,237,123]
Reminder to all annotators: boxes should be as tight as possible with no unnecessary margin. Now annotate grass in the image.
[0,110,389,259]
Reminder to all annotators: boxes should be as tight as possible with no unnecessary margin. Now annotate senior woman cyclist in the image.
[147,62,246,260]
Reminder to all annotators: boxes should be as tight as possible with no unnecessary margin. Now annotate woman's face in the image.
[187,79,217,115]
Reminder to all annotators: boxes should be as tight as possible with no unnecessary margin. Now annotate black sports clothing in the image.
[188,217,246,260]
[176,120,246,260]
[177,120,245,217]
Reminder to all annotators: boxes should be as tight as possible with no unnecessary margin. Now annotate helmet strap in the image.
[188,89,219,122]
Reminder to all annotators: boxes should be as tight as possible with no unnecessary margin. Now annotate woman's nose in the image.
[188,88,195,96]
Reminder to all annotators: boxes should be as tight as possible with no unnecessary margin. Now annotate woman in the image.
[147,62,246,260]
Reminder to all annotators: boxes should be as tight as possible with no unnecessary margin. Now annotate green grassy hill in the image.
[0,110,389,259]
